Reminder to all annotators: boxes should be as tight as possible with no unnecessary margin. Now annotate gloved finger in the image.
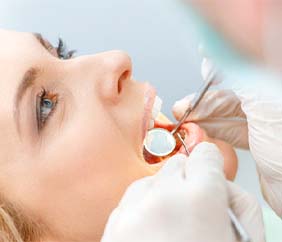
[118,155,187,210]
[173,90,248,149]
[117,176,154,210]
[227,182,265,242]
[154,154,186,183]
[185,142,226,192]
[183,142,230,223]
[173,90,246,121]
[196,119,248,149]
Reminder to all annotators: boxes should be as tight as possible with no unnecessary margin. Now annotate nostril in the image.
[118,70,130,94]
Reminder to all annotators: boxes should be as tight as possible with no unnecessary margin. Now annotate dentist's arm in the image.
[101,143,265,242]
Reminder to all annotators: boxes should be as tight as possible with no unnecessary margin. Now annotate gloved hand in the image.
[101,142,265,242]
[173,57,282,217]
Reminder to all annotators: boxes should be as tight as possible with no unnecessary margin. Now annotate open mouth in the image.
[142,96,204,164]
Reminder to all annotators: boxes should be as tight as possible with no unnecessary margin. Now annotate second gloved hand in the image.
[101,143,265,242]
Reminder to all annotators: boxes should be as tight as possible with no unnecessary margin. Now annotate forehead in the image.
[0,29,47,101]
[0,29,50,127]
[0,29,42,57]
[0,29,44,71]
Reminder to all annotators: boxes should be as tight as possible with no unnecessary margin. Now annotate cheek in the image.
[42,107,144,192]
[41,117,129,185]
[18,117,140,223]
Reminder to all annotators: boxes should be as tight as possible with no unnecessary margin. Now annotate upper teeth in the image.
[149,96,162,129]
[152,96,162,119]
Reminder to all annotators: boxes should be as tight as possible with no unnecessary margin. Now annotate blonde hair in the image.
[0,196,47,242]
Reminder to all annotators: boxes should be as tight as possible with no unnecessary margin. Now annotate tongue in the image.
[177,122,204,155]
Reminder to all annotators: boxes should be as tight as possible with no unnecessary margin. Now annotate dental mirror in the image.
[143,128,176,157]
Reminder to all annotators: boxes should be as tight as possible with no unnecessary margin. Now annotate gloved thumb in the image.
[118,176,154,210]
[185,142,226,196]
[183,142,235,241]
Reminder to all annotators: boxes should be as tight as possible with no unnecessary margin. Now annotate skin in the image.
[0,29,237,242]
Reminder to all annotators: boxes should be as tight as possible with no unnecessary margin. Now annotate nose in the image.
[96,50,132,102]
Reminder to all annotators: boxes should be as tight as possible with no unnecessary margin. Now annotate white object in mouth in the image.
[148,96,162,129]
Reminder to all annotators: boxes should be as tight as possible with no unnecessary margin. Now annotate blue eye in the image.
[36,88,57,130]
[42,98,54,109]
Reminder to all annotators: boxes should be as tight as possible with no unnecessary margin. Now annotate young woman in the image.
[0,29,237,242]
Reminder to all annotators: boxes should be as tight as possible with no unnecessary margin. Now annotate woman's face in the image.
[0,29,158,241]
[0,29,237,241]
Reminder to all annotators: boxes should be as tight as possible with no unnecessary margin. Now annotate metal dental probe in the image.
[228,209,251,242]
[171,69,217,136]
[176,133,190,156]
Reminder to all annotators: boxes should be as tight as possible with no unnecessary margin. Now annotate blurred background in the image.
[0,0,266,207]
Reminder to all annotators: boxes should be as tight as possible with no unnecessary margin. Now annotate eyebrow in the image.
[14,68,39,134]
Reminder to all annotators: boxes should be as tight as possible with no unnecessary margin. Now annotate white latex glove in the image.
[173,57,282,217]
[101,143,265,242]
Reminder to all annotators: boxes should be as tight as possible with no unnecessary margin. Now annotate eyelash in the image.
[35,38,73,131]
[56,38,76,59]
[36,88,58,131]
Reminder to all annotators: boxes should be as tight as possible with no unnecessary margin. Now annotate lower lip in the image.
[142,84,156,141]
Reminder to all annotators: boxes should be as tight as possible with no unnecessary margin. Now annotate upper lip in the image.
[142,83,156,141]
